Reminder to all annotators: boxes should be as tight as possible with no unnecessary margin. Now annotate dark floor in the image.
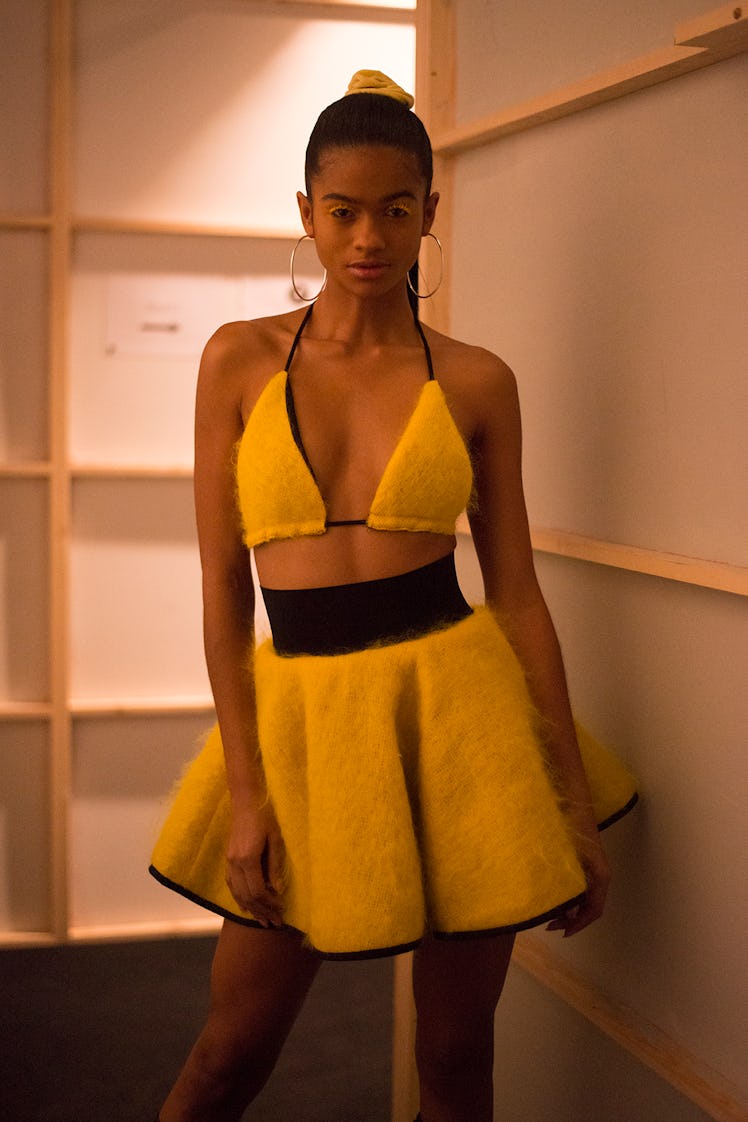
[0,935,393,1122]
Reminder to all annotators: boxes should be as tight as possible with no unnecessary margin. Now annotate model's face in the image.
[298,145,438,297]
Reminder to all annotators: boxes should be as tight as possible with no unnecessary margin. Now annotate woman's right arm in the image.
[194,324,285,928]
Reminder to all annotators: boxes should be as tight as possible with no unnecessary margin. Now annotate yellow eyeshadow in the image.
[325,201,414,218]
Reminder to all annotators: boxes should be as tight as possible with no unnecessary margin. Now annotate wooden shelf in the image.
[67,915,221,944]
[260,0,415,18]
[433,4,748,155]
[530,528,748,599]
[73,215,302,241]
[0,214,52,230]
[0,701,52,721]
[70,464,193,480]
[457,517,748,598]
[0,931,59,948]
[70,696,214,718]
[0,697,215,721]
[0,462,51,477]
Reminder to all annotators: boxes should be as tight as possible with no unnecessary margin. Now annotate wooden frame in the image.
[432,4,748,155]
[513,936,748,1122]
[0,0,417,945]
[390,5,748,1121]
[246,0,415,18]
[48,0,74,943]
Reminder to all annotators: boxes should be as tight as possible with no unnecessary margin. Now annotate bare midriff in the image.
[254,527,457,590]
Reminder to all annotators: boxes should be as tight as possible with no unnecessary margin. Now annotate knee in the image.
[191,1014,283,1096]
[415,1019,494,1089]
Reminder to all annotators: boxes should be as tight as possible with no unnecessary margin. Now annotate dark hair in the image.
[304,92,433,197]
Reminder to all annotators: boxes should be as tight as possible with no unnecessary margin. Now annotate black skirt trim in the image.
[148,864,420,960]
[149,864,307,943]
[148,866,592,960]
[431,893,588,942]
[597,790,639,831]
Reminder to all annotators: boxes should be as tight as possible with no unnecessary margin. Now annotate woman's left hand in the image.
[546,829,611,937]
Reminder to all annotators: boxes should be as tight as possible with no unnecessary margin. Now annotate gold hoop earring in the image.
[290,234,327,302]
[407,232,444,299]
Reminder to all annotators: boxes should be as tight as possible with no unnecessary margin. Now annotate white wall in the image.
[455,0,712,122]
[74,1,415,228]
[450,2,747,1117]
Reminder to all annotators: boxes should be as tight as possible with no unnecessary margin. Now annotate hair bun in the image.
[345,70,414,109]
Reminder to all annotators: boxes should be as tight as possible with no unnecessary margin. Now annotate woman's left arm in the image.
[466,352,610,936]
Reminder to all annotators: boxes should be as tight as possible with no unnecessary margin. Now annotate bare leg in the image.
[159,920,322,1122]
[412,933,515,1122]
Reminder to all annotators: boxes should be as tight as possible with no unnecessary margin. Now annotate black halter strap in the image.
[284,301,435,378]
[283,302,436,521]
[284,302,315,371]
[413,315,435,381]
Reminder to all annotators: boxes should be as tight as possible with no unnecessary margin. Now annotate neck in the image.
[305,284,419,346]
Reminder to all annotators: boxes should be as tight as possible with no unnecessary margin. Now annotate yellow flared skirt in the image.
[150,607,637,958]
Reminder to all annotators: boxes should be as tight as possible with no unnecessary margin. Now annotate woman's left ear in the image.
[297,191,314,236]
[422,191,440,236]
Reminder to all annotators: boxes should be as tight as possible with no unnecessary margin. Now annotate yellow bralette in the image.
[235,307,473,549]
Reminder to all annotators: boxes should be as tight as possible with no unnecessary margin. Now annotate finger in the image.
[246,858,286,925]
[227,862,283,927]
[546,896,602,937]
[233,885,282,928]
[546,900,579,931]
[265,834,286,896]
[225,866,256,916]
[562,894,605,937]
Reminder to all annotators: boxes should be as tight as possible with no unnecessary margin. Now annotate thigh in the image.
[413,933,515,1039]
[208,920,323,1046]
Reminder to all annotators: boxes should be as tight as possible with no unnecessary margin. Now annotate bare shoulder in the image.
[198,310,307,417]
[421,325,519,439]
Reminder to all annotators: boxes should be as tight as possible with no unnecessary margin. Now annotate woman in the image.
[150,71,636,1122]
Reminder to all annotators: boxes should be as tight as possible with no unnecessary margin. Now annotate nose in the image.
[354,214,386,253]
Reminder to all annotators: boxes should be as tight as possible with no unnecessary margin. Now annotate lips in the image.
[348,260,389,279]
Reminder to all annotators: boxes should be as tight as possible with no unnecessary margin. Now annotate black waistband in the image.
[260,552,472,656]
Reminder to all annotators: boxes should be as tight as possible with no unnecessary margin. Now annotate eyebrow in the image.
[320,190,418,204]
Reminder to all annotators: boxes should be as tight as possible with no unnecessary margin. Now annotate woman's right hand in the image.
[225,800,286,928]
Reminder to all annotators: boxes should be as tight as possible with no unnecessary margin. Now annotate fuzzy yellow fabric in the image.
[367,382,473,534]
[236,373,473,549]
[345,70,414,109]
[150,609,637,958]
[236,370,327,548]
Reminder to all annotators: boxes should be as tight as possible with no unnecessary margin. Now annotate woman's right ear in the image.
[297,191,314,236]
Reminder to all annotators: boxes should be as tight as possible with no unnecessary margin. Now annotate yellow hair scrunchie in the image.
[345,70,414,109]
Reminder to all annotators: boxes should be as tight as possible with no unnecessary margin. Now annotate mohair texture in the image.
[235,372,473,549]
[345,70,415,108]
[150,609,637,958]
[236,370,327,548]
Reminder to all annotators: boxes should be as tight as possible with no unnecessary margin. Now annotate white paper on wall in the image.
[105,273,237,358]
